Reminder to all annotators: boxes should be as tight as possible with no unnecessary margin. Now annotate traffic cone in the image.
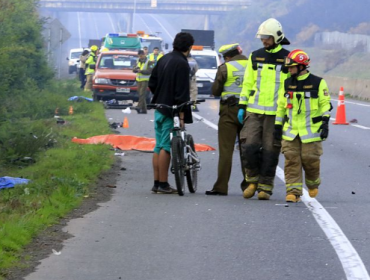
[122,117,129,128]
[333,87,349,125]
[69,106,74,115]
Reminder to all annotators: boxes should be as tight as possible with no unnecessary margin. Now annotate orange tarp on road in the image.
[72,135,216,152]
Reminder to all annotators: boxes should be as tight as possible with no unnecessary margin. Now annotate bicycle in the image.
[148,99,205,196]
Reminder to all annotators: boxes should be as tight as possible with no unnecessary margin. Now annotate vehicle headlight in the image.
[95,78,110,84]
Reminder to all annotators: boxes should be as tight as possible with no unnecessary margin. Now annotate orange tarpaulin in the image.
[72,135,216,152]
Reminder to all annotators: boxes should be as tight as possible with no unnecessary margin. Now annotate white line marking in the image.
[194,112,370,280]
[108,13,116,33]
[330,117,370,130]
[137,14,153,34]
[332,98,370,107]
[77,12,82,48]
[148,15,174,41]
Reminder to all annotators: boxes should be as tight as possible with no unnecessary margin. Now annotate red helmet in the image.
[285,49,310,67]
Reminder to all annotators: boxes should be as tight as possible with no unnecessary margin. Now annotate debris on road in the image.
[68,96,93,102]
[0,176,30,190]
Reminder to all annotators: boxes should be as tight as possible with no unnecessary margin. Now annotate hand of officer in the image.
[238,109,245,124]
[319,116,330,140]
[273,125,283,141]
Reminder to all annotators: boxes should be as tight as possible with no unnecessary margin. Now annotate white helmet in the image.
[256,18,285,44]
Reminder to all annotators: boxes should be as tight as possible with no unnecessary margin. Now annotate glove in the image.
[273,125,283,142]
[238,109,245,124]
[319,116,330,140]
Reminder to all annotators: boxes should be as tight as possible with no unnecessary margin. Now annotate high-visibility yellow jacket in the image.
[148,53,163,65]
[136,59,151,82]
[221,59,248,100]
[239,44,290,115]
[85,52,97,75]
[275,72,331,143]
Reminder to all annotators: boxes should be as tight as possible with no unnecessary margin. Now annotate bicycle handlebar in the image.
[147,99,205,110]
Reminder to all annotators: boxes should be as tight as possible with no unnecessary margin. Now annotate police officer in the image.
[84,45,99,91]
[187,54,199,112]
[133,50,153,114]
[148,47,163,67]
[205,43,248,195]
[238,18,290,200]
[274,49,331,202]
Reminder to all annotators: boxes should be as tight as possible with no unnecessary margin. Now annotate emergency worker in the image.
[274,49,331,202]
[84,45,99,91]
[79,49,90,89]
[205,43,248,195]
[143,46,149,56]
[133,50,153,114]
[238,18,290,200]
[148,47,163,66]
[187,54,199,111]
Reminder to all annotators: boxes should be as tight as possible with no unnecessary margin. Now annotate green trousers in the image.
[212,104,245,194]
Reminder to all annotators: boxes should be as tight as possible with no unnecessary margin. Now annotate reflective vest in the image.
[85,52,97,75]
[239,45,290,115]
[275,73,331,143]
[221,60,247,100]
[148,53,163,65]
[136,60,150,81]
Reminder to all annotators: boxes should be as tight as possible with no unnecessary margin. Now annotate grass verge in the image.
[0,82,114,279]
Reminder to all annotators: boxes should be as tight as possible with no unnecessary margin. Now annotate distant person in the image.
[149,32,194,194]
[84,45,99,92]
[238,18,290,200]
[187,54,199,111]
[274,49,332,202]
[143,46,149,56]
[148,47,163,66]
[79,49,90,89]
[205,43,248,196]
[133,50,153,114]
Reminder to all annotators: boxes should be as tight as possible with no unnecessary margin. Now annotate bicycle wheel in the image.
[185,134,198,193]
[171,136,185,196]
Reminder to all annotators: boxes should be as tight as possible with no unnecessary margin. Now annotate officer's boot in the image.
[286,193,301,203]
[257,191,270,200]
[308,188,319,198]
[243,183,257,199]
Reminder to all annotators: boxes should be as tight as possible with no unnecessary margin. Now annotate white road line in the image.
[332,98,370,107]
[108,13,116,33]
[77,12,82,48]
[330,117,370,130]
[148,14,174,41]
[194,112,370,280]
[137,14,154,34]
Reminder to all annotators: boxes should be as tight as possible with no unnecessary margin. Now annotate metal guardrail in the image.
[39,0,251,14]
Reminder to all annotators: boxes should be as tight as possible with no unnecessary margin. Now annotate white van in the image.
[67,48,84,74]
[191,46,221,96]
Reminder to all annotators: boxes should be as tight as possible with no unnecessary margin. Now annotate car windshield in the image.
[192,55,217,69]
[71,52,82,59]
[141,39,162,53]
[98,54,138,69]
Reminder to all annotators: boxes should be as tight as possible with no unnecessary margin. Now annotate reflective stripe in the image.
[286,183,303,187]
[224,84,243,93]
[258,183,273,191]
[221,93,240,100]
[300,99,321,141]
[305,178,321,186]
[275,116,283,123]
[323,111,331,116]
[249,63,281,112]
[245,175,259,182]
[240,96,248,101]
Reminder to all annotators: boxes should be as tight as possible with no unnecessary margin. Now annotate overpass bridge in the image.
[39,0,251,30]
[39,0,251,15]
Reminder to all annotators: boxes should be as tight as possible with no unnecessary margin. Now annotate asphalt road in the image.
[26,11,370,280]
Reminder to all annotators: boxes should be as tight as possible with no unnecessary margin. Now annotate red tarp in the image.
[72,135,216,152]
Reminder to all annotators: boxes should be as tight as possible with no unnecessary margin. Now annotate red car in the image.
[92,50,151,103]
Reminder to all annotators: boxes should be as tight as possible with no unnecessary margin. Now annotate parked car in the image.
[67,48,84,74]
[92,50,151,103]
